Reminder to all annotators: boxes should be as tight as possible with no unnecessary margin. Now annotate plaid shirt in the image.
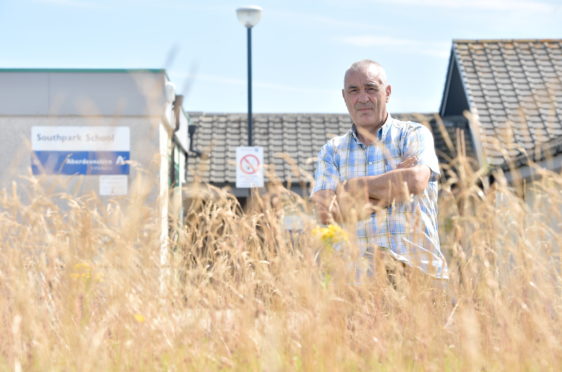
[312,115,448,279]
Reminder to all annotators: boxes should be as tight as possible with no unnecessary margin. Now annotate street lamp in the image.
[236,6,262,146]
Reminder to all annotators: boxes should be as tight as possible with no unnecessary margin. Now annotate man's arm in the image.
[342,161,431,207]
[312,157,428,224]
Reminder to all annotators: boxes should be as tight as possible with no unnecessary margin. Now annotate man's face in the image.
[342,65,391,131]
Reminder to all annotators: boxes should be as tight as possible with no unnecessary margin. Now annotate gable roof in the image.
[187,112,443,185]
[440,39,562,168]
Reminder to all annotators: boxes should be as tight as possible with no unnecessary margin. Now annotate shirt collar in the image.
[350,113,393,147]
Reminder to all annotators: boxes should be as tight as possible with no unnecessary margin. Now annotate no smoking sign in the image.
[236,146,264,188]
[240,154,260,174]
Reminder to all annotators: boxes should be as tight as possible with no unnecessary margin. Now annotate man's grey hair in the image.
[344,59,388,87]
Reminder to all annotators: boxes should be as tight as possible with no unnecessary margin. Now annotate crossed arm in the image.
[311,157,431,225]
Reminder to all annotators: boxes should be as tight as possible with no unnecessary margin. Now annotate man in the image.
[311,59,448,279]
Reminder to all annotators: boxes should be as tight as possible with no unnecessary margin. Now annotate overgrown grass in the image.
[1,155,560,371]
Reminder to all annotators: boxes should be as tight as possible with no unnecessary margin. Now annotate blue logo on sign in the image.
[31,151,130,175]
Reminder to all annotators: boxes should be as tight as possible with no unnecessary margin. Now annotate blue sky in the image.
[1,0,561,114]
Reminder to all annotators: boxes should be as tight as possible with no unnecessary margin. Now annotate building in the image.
[0,68,190,254]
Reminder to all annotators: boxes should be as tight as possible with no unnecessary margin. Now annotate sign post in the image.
[236,146,264,188]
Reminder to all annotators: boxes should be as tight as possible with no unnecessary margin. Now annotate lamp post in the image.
[236,6,262,147]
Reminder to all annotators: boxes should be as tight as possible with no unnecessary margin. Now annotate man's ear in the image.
[386,85,392,100]
[341,89,345,99]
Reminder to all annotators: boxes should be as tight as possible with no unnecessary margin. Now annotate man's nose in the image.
[357,91,370,103]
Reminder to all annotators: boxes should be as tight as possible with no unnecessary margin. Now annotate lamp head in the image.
[236,6,263,28]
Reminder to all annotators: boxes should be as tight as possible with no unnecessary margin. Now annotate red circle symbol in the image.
[240,154,260,174]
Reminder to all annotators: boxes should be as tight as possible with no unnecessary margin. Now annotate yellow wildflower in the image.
[70,262,103,282]
[312,224,349,249]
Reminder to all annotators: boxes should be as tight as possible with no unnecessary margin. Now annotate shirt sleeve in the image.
[402,124,440,179]
[312,142,340,193]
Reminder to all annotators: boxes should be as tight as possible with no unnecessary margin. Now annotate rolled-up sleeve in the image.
[402,125,440,179]
[312,143,340,193]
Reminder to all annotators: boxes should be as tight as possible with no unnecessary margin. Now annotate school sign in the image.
[31,126,130,175]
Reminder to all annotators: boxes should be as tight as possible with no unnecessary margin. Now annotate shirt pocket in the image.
[340,149,367,181]
[366,158,386,176]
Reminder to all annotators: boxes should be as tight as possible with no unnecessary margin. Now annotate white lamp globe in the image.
[236,6,263,28]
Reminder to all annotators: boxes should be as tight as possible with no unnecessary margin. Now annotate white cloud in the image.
[269,9,386,31]
[366,0,555,12]
[170,72,333,94]
[337,35,450,58]
[34,0,102,8]
[338,35,411,47]
[181,73,246,87]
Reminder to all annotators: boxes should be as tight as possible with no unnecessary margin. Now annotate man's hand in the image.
[311,190,340,225]
[312,184,377,225]
[397,156,418,169]
[337,180,379,222]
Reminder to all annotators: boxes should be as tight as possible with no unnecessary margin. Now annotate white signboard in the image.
[236,146,264,188]
[99,175,128,196]
[31,126,130,176]
[282,214,304,231]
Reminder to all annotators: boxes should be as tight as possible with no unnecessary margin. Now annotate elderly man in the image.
[312,59,448,279]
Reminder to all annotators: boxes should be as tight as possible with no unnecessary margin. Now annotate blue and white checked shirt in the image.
[312,115,448,279]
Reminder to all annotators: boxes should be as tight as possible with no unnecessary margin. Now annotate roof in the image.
[187,112,446,185]
[0,69,170,116]
[0,68,166,74]
[441,39,562,168]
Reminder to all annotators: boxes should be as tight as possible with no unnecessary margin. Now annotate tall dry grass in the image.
[0,154,561,371]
